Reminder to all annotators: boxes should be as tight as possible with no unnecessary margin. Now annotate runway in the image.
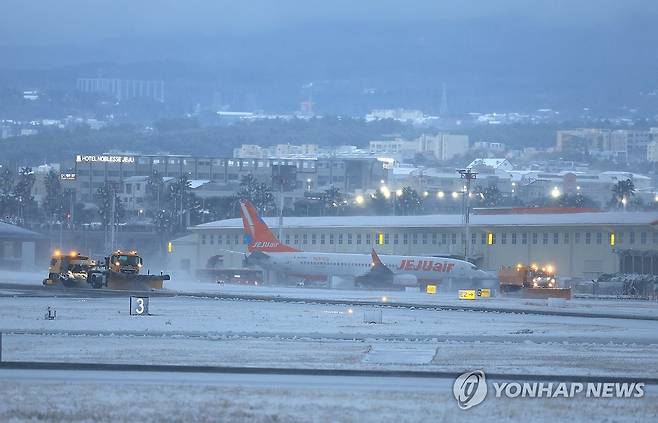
[1,281,656,321]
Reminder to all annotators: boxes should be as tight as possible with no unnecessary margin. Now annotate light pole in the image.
[457,169,478,263]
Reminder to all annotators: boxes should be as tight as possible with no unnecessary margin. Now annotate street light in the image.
[437,191,445,199]
[551,187,561,198]
[395,189,403,196]
[355,195,365,205]
[380,185,391,199]
[451,191,459,199]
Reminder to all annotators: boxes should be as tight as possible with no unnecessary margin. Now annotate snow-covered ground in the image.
[1,295,657,377]
[1,272,657,421]
[1,369,656,423]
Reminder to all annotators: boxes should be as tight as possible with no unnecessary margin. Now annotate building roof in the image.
[467,158,511,170]
[194,211,658,231]
[0,222,46,240]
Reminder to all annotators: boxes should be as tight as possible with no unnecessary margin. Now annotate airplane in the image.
[238,199,491,289]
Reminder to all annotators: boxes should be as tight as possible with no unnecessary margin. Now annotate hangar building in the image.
[170,210,658,281]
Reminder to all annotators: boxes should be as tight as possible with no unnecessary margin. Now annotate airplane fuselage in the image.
[250,251,483,285]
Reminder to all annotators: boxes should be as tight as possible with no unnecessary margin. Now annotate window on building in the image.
[365,233,371,245]
[442,233,448,245]
[596,232,602,245]
[472,233,477,245]
[403,234,408,245]
[312,234,317,245]
[564,233,570,244]
[432,233,438,245]
[585,232,591,244]
[412,233,418,244]
[511,232,517,245]
[384,233,390,244]
[481,232,487,245]
[329,234,335,244]
[422,233,428,245]
[641,232,647,245]
[553,233,559,244]
[532,233,538,245]
[320,234,326,245]
[218,235,223,244]
[201,235,206,245]
[209,235,214,245]
[285,235,291,244]
[501,233,507,245]
[451,233,457,245]
[294,234,299,244]
[303,234,308,244]
[347,234,352,244]
[338,234,343,245]
[543,233,549,245]
[522,232,528,245]
[356,234,362,244]
[393,233,399,245]
[575,232,580,244]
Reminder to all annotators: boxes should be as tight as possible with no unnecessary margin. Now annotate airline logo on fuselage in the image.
[397,259,455,273]
[253,241,280,248]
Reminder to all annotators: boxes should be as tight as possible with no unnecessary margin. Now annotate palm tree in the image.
[396,186,423,215]
[611,179,635,209]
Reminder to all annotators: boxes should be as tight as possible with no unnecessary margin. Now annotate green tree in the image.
[473,185,503,208]
[368,190,392,215]
[396,186,423,215]
[237,174,276,215]
[145,170,167,212]
[43,170,64,223]
[97,181,124,228]
[169,175,193,229]
[321,186,346,216]
[13,167,36,223]
[0,168,15,219]
[611,179,635,209]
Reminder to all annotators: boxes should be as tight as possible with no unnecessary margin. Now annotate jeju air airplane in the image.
[239,199,490,289]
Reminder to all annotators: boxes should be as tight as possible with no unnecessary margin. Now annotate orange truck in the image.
[498,263,571,299]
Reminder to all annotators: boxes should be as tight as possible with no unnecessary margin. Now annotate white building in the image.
[170,211,658,280]
[370,133,469,161]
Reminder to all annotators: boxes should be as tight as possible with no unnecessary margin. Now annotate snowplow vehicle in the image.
[498,263,571,299]
[43,250,169,290]
[43,251,97,288]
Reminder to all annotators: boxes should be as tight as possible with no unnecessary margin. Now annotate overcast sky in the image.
[1,0,656,46]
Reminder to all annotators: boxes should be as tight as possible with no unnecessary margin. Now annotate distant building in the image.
[556,128,653,161]
[369,133,469,161]
[647,140,658,163]
[365,108,436,125]
[76,78,165,102]
[68,153,388,204]
[467,158,513,172]
[473,141,506,154]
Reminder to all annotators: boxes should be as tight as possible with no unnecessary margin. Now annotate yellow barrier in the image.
[477,288,491,298]
[426,284,437,294]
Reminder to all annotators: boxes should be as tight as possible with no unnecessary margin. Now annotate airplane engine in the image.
[392,274,417,287]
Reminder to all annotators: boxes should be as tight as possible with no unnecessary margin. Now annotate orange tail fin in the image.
[239,199,300,252]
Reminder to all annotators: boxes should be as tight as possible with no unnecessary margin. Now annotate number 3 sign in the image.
[130,296,149,316]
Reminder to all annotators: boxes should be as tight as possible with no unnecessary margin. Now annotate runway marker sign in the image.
[459,290,476,300]
[130,296,149,316]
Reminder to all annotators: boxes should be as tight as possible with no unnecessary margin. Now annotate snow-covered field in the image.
[2,369,656,423]
[1,272,657,421]
[1,294,657,376]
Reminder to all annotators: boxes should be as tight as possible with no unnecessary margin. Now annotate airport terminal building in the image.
[170,210,658,282]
